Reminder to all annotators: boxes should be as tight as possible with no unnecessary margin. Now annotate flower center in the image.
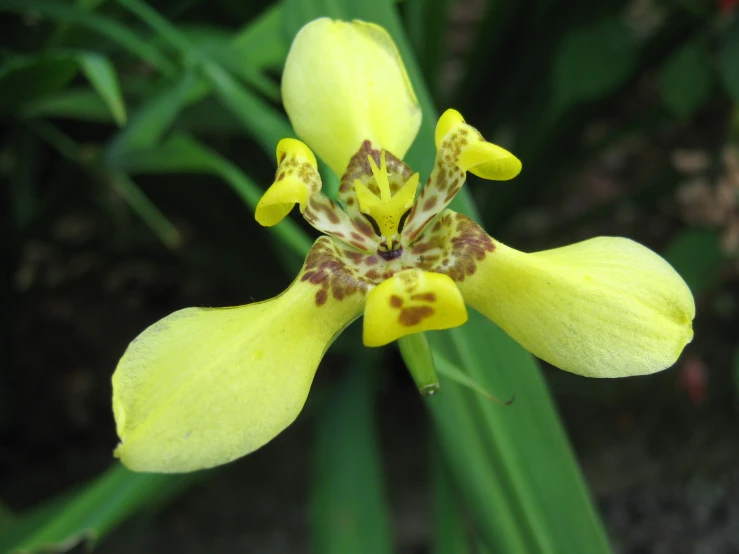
[353,150,419,252]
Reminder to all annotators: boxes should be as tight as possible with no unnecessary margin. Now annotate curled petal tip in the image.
[255,138,320,227]
[435,108,521,181]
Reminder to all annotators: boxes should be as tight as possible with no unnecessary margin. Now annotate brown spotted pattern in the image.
[300,237,374,306]
[303,192,377,252]
[384,271,438,327]
[403,126,476,242]
[329,210,494,291]
[280,140,497,307]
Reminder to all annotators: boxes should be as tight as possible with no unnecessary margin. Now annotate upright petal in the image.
[403,109,521,242]
[256,138,321,226]
[457,235,695,377]
[113,237,370,472]
[282,18,421,176]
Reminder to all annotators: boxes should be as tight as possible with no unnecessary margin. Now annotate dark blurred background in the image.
[1,0,739,552]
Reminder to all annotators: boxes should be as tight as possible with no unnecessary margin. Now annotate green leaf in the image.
[659,39,713,118]
[434,353,512,404]
[119,133,313,261]
[0,51,126,125]
[552,18,637,111]
[0,0,176,76]
[115,0,294,157]
[431,452,471,554]
[109,172,184,249]
[231,3,288,70]
[428,314,611,552]
[0,56,78,114]
[21,88,114,123]
[0,465,192,554]
[663,228,725,295]
[310,357,393,554]
[76,52,127,125]
[719,21,739,101]
[405,0,452,98]
[105,70,197,166]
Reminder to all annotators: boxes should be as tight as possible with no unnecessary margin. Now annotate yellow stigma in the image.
[354,151,419,249]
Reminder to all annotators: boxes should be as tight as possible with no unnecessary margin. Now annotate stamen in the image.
[368,151,391,202]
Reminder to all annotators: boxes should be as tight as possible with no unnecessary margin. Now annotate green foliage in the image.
[660,39,713,118]
[552,18,637,112]
[0,466,194,553]
[720,21,739,101]
[310,355,393,554]
[664,229,726,296]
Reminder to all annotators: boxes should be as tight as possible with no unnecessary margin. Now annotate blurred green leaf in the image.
[29,120,183,250]
[76,52,127,125]
[659,39,712,119]
[552,18,637,111]
[120,133,313,261]
[719,21,739,101]
[115,0,294,157]
[0,0,176,76]
[0,465,192,554]
[176,24,280,101]
[1,51,126,125]
[106,70,197,166]
[664,228,725,295]
[0,56,78,114]
[431,452,471,554]
[310,356,393,554]
[109,171,183,249]
[405,0,451,97]
[21,88,113,122]
[434,353,511,404]
[231,3,287,70]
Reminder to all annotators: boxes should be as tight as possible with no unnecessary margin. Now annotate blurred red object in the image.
[720,0,739,14]
[677,355,709,407]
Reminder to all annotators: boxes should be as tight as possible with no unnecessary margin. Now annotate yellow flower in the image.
[112,18,695,473]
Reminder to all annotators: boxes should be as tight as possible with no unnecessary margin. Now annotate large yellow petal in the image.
[282,18,421,176]
[113,238,369,472]
[457,236,695,377]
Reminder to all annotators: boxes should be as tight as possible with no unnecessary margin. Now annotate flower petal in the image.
[282,18,421,176]
[435,109,521,180]
[403,109,521,242]
[255,138,320,227]
[363,269,468,347]
[113,238,369,472]
[457,236,695,377]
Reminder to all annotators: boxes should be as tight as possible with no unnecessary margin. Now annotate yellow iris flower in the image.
[112,18,695,473]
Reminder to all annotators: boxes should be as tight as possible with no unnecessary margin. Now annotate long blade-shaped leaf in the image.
[76,52,127,125]
[0,0,175,75]
[119,133,312,262]
[310,355,393,554]
[0,465,192,554]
